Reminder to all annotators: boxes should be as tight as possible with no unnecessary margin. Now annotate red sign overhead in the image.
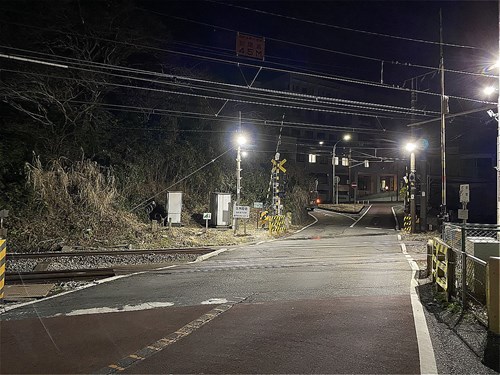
[236,33,265,60]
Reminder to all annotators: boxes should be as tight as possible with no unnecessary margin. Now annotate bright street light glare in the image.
[236,134,247,146]
[483,86,496,96]
[405,142,416,152]
[241,151,248,157]
[319,141,324,145]
[343,134,351,141]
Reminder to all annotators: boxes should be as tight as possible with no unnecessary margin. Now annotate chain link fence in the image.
[441,223,499,325]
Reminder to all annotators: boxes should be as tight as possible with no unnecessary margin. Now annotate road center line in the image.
[400,242,438,375]
[350,205,372,228]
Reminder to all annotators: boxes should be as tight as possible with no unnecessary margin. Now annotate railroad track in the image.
[6,268,117,284]
[6,247,216,284]
[6,247,213,259]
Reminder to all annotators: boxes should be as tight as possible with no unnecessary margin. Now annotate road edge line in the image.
[391,206,400,230]
[294,212,319,233]
[349,204,372,228]
[400,242,438,375]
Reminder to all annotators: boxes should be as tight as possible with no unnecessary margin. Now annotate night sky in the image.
[141,1,498,101]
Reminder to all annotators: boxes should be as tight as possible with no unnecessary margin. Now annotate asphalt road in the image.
[2,203,428,374]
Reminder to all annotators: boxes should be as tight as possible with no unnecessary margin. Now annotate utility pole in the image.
[440,9,449,221]
[497,1,500,226]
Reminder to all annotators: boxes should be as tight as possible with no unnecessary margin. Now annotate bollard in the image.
[484,257,500,371]
[0,239,5,303]
[487,257,500,335]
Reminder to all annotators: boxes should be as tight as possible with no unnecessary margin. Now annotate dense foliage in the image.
[0,1,312,251]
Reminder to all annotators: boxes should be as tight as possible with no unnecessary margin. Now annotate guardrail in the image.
[430,237,455,301]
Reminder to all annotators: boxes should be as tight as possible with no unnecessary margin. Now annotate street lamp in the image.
[234,132,247,233]
[332,134,351,204]
[405,142,417,233]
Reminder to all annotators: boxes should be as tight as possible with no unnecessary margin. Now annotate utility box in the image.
[166,191,183,225]
[210,193,232,227]
[466,237,500,260]
[465,236,500,300]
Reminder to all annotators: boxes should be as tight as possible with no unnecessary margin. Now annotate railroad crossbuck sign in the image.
[271,159,287,173]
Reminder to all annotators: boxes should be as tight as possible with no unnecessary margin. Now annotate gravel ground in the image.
[6,253,198,273]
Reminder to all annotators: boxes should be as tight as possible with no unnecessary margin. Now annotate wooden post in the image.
[487,257,500,335]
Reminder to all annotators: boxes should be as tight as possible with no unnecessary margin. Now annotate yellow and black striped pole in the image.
[0,239,5,303]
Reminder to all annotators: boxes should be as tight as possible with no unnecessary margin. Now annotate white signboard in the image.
[233,205,250,218]
[203,212,211,220]
[253,202,264,209]
[459,184,470,203]
[458,209,469,220]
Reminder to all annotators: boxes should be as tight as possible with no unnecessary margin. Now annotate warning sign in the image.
[236,33,265,60]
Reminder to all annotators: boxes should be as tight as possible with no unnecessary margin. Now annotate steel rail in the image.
[6,268,116,283]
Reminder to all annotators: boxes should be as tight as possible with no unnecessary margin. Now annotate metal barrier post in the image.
[427,239,433,279]
[448,247,456,300]
[0,239,5,303]
[461,251,467,306]
[461,226,467,306]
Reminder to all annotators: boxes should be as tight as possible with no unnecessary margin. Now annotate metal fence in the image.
[441,223,500,325]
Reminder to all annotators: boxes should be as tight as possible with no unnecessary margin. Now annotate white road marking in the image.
[294,212,318,233]
[55,302,175,317]
[400,242,438,375]
[391,206,400,230]
[318,209,357,222]
[350,205,372,228]
[191,248,228,263]
[201,298,228,305]
[0,266,177,314]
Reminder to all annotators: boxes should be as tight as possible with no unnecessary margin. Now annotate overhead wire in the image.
[0,50,437,118]
[206,0,482,50]
[1,44,495,108]
[134,7,497,78]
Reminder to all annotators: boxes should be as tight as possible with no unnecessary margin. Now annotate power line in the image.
[1,51,436,119]
[134,7,496,79]
[1,65,413,120]
[3,44,494,109]
[67,100,408,135]
[206,1,482,50]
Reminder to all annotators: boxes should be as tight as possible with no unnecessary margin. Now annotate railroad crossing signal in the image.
[271,158,287,173]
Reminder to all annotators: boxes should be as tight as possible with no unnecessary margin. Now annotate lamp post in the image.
[234,132,246,233]
[406,142,417,233]
[332,134,351,204]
